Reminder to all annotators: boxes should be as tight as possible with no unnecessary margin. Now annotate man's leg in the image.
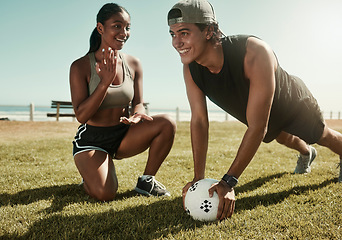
[317,126,342,182]
[276,131,317,174]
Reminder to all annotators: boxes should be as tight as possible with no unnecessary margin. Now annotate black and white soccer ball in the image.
[184,178,219,222]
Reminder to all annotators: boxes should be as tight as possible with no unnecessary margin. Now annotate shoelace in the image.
[146,176,166,190]
[297,155,310,167]
[297,148,313,167]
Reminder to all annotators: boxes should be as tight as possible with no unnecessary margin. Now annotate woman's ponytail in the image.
[87,27,101,54]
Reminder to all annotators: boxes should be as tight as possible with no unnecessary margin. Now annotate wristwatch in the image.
[221,174,238,188]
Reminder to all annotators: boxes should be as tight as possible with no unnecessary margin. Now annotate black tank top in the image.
[189,35,318,142]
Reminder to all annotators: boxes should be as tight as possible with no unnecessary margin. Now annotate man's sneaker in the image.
[135,175,171,197]
[338,159,342,183]
[294,146,317,174]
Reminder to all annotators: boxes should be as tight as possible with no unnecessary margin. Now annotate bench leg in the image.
[56,103,60,121]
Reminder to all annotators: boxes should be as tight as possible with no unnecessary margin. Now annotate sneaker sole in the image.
[134,187,153,197]
[134,187,171,197]
[294,166,311,174]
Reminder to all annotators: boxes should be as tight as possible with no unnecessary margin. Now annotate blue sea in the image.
[0,105,232,122]
[0,105,73,122]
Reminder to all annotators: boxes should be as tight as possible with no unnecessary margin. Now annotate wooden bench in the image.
[47,100,75,121]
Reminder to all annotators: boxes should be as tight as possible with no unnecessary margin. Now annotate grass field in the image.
[0,120,341,239]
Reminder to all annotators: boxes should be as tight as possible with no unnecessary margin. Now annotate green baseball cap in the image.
[168,0,217,26]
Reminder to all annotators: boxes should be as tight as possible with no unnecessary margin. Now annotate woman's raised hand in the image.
[95,47,118,86]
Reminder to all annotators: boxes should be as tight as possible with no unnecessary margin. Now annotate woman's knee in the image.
[154,114,177,135]
[86,183,118,201]
[74,149,119,201]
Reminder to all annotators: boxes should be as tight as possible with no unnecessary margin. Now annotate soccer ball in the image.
[184,178,219,222]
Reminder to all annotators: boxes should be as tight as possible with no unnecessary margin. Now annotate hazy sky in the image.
[1,0,341,112]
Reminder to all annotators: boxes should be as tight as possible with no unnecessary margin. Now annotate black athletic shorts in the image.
[72,123,130,158]
[282,97,325,144]
[264,96,325,144]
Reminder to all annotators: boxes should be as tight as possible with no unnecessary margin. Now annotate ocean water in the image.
[0,105,231,122]
[0,105,74,122]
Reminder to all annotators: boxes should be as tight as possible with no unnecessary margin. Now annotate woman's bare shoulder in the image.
[120,52,141,71]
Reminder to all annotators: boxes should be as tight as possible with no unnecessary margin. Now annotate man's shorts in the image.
[73,123,130,158]
[264,96,325,144]
[282,96,325,144]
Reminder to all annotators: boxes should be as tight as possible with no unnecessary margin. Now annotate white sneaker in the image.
[294,146,317,174]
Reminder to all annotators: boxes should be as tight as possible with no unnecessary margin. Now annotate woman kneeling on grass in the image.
[69,3,176,201]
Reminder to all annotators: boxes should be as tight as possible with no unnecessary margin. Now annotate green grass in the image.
[0,121,341,239]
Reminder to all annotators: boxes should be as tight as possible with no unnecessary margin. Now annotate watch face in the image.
[223,174,238,187]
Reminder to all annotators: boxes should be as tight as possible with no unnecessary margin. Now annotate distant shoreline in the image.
[1,105,341,122]
[0,105,230,122]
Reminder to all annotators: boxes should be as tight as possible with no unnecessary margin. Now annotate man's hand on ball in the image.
[208,180,235,220]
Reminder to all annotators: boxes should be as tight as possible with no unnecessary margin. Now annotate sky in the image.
[1,0,342,113]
